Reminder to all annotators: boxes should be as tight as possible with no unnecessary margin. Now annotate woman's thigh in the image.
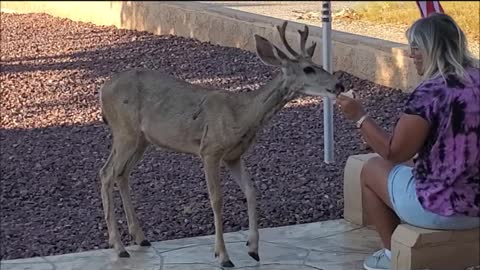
[388,164,480,230]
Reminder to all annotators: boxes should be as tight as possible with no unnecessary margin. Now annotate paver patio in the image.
[0,219,381,270]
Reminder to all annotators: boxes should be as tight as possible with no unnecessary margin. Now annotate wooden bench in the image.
[343,153,480,270]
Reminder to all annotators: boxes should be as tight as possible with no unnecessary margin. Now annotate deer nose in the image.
[335,83,345,93]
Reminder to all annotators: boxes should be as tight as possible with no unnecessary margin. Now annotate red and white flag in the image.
[416,1,444,17]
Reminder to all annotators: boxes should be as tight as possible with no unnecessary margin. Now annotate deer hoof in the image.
[246,241,249,246]
[139,240,151,247]
[214,252,218,258]
[221,260,235,268]
[248,251,260,261]
[118,251,130,258]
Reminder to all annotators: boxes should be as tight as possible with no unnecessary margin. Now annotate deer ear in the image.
[306,42,317,58]
[254,34,289,67]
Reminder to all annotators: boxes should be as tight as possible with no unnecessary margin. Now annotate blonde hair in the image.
[406,12,475,83]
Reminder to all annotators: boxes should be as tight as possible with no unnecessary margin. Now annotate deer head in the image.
[254,21,344,99]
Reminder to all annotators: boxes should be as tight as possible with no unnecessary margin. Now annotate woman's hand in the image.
[336,94,366,122]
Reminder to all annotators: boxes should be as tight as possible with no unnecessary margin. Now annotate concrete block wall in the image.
[0,1,444,92]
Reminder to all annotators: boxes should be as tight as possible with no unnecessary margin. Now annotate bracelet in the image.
[356,114,368,128]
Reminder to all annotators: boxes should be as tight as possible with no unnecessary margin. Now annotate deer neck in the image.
[245,72,298,127]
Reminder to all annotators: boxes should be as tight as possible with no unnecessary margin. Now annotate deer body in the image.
[101,68,297,156]
[99,21,344,268]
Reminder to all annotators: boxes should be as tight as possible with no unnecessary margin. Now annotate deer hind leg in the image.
[202,154,234,268]
[224,158,259,262]
[99,134,148,257]
[116,138,150,247]
[100,146,127,257]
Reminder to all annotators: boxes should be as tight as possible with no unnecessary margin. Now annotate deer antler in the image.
[276,21,300,58]
[277,21,314,59]
[298,25,310,57]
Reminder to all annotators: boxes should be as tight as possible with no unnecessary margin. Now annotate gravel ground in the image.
[0,12,409,260]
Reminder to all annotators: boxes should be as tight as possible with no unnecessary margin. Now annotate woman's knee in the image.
[361,156,396,190]
[360,156,386,186]
[360,156,397,208]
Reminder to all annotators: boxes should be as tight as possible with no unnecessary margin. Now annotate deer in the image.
[98,20,345,268]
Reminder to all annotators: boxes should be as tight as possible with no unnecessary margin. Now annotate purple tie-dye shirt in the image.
[403,66,480,218]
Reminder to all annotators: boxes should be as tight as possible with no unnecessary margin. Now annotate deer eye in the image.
[303,66,315,74]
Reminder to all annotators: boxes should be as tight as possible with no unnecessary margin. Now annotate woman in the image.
[337,13,480,270]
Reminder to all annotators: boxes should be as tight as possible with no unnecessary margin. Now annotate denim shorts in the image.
[387,164,480,230]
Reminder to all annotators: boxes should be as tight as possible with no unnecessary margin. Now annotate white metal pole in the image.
[322,1,334,164]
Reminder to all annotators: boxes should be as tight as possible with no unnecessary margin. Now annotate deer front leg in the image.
[224,158,259,262]
[202,155,234,268]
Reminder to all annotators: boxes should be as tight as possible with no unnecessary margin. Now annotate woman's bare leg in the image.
[361,156,401,250]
